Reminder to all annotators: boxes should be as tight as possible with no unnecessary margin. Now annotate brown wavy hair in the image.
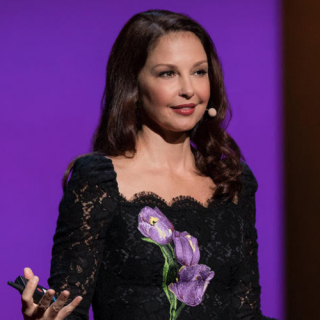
[63,9,244,201]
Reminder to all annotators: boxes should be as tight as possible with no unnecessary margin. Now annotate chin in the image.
[150,116,201,134]
[168,122,198,133]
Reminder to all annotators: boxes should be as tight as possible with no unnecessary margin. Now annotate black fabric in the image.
[48,154,277,320]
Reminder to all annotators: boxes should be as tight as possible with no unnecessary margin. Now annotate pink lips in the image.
[170,103,197,115]
[171,103,197,109]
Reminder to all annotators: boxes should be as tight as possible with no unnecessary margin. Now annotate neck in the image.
[134,125,196,174]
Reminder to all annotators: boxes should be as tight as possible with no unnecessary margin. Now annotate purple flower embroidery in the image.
[168,264,215,306]
[137,206,215,319]
[138,206,174,245]
[173,231,200,266]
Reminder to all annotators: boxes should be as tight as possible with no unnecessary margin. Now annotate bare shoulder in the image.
[107,156,142,188]
[107,155,135,173]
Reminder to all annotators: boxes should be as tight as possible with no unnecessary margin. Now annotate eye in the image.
[194,69,208,76]
[158,70,176,78]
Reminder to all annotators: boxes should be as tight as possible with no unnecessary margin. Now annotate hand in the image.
[21,268,82,320]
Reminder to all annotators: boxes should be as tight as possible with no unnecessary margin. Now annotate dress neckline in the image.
[102,155,226,210]
[117,190,216,209]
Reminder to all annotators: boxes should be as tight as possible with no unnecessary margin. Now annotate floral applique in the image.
[138,206,215,320]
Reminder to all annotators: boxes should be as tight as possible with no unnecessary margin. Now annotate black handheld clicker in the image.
[7,276,57,304]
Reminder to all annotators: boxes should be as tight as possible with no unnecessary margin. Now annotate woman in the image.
[21,9,277,320]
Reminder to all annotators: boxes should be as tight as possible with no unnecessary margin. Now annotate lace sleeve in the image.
[232,163,277,320]
[48,155,118,320]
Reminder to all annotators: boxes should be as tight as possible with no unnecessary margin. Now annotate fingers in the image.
[56,296,83,320]
[24,267,34,280]
[21,275,38,312]
[47,292,82,320]
[46,291,70,318]
[20,270,83,320]
[34,288,56,318]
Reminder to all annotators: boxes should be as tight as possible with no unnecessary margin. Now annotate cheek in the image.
[141,83,174,107]
[198,80,210,102]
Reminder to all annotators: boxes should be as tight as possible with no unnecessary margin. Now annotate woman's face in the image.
[137,31,210,134]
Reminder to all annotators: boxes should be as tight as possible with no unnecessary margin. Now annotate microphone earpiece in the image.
[206,108,217,117]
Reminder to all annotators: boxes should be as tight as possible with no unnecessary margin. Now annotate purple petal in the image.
[189,237,200,265]
[199,266,215,281]
[137,221,151,238]
[173,231,200,266]
[137,206,174,245]
[148,221,173,245]
[153,207,168,219]
[139,206,162,221]
[178,265,199,282]
[153,207,174,229]
[179,265,214,282]
[173,231,186,265]
[169,280,204,306]
[139,206,173,230]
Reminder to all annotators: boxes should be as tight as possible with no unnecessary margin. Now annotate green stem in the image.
[142,238,177,303]
[168,243,175,257]
[173,303,186,320]
[142,238,183,320]
[142,239,168,300]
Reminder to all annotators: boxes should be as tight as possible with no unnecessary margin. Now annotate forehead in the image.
[146,31,207,65]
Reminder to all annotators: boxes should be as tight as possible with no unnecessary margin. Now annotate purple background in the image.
[0,1,283,319]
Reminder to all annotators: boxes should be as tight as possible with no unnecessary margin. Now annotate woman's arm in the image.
[232,163,277,320]
[48,155,118,320]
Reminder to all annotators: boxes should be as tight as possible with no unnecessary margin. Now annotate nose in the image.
[178,76,194,99]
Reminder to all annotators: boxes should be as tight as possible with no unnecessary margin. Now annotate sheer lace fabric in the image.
[48,155,277,320]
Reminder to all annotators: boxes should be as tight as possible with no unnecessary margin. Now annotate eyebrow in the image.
[151,60,208,71]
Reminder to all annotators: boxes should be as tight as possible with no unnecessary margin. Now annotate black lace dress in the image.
[48,154,277,320]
